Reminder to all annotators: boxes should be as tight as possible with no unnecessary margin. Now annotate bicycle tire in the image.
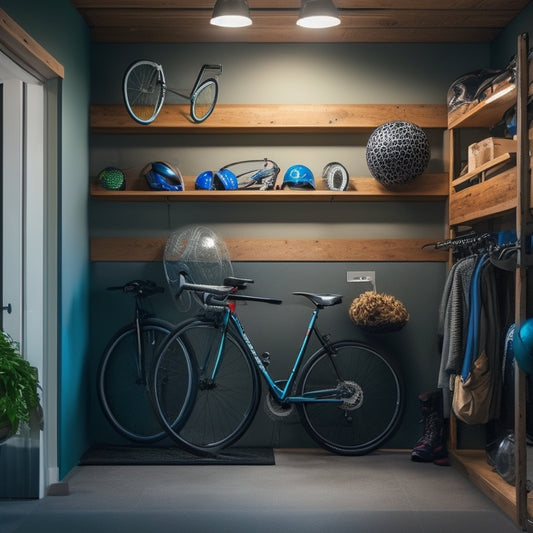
[97,318,178,443]
[296,340,404,455]
[152,319,261,456]
[123,59,166,125]
[190,78,218,123]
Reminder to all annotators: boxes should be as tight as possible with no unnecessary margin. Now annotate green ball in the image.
[98,167,125,190]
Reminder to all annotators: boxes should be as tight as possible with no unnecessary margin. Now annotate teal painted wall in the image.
[491,2,533,67]
[0,0,91,477]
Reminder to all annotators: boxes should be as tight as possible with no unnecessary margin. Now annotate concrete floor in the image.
[0,449,524,533]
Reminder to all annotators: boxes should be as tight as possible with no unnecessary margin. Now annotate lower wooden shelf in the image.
[449,167,517,226]
[449,449,532,528]
[90,237,449,262]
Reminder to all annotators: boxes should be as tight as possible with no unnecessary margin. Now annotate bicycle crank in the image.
[264,381,297,422]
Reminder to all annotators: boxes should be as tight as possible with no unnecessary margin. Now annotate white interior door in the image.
[1,78,24,343]
[0,53,46,497]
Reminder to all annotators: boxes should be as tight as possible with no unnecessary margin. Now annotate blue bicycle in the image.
[151,275,404,456]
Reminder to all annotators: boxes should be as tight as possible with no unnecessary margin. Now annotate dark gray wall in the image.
[88,5,533,452]
[88,39,489,450]
[90,259,446,449]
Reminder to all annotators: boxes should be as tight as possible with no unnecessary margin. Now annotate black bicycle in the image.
[151,275,404,457]
[97,280,194,443]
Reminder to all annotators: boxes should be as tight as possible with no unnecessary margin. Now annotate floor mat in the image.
[79,444,275,466]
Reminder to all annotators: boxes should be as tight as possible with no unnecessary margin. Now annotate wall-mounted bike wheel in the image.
[123,59,166,125]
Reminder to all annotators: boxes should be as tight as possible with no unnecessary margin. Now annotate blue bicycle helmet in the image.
[144,162,184,191]
[282,165,315,189]
[195,168,238,190]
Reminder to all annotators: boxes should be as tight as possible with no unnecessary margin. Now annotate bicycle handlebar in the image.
[177,274,282,306]
[229,294,282,305]
[107,280,164,297]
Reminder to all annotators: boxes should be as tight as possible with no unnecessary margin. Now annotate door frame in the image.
[0,8,64,497]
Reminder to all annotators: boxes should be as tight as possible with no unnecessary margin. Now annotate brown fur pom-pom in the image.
[349,291,409,333]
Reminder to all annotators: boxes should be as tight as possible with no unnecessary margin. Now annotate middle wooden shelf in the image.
[91,173,449,202]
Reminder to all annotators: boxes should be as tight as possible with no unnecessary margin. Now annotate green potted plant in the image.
[0,331,39,442]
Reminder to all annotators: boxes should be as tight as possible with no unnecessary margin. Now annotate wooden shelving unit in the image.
[90,103,448,204]
[89,101,449,263]
[90,102,449,263]
[447,34,531,530]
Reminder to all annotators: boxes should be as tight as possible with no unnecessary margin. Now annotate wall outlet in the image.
[347,270,376,291]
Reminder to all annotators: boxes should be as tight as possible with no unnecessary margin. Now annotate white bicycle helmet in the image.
[322,162,349,191]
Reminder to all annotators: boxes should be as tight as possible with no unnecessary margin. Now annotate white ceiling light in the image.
[210,0,252,28]
[297,0,340,29]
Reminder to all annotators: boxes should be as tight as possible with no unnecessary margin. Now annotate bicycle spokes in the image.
[123,60,166,124]
[123,60,221,125]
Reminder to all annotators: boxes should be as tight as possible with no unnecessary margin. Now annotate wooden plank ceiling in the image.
[70,0,531,43]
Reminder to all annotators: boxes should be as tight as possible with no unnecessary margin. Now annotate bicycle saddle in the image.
[293,292,342,307]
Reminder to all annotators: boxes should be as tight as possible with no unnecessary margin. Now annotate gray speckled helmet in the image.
[366,121,430,187]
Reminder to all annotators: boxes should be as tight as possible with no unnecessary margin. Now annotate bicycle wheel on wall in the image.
[296,341,404,455]
[97,318,178,443]
[152,320,261,456]
[123,59,166,125]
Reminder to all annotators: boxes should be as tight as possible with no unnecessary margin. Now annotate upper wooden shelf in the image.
[448,82,517,129]
[90,103,448,134]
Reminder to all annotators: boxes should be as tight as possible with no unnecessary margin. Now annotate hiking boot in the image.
[411,389,449,465]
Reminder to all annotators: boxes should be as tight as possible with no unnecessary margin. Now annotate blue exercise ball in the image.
[513,318,533,375]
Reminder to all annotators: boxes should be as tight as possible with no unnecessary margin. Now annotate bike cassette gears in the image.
[338,381,364,410]
[322,162,349,191]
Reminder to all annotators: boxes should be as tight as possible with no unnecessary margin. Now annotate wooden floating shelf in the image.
[90,103,448,134]
[90,237,449,263]
[91,173,449,202]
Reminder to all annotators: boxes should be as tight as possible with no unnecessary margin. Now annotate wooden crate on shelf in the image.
[449,166,517,226]
[467,137,517,173]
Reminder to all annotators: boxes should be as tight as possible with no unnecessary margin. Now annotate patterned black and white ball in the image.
[366,121,430,187]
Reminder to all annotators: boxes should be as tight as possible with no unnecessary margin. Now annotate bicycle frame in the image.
[196,305,344,406]
[132,291,161,384]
